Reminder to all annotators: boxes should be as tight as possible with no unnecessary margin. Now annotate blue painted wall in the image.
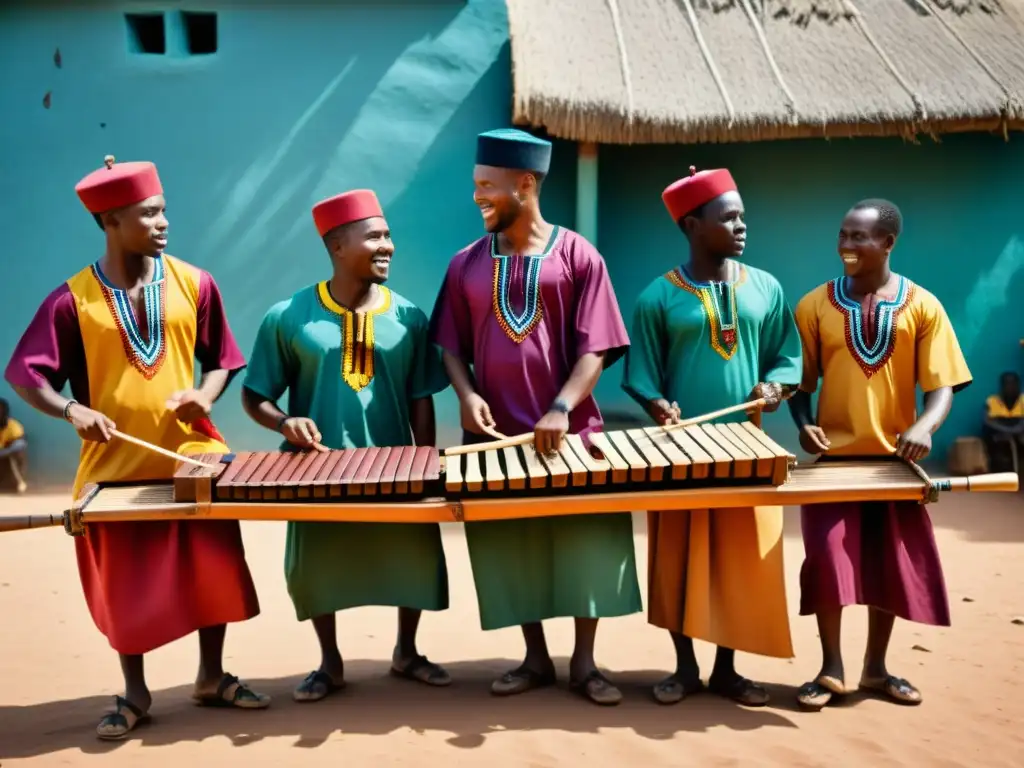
[595,134,1024,459]
[0,0,576,482]
[1,1,1021,484]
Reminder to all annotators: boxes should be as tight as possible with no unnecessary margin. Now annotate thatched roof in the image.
[506,0,1024,143]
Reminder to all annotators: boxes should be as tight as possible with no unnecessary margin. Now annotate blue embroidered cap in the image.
[475,128,552,173]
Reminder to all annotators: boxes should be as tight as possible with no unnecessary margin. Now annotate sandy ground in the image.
[1,491,1023,767]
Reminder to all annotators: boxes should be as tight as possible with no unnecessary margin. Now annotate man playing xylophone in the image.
[429,129,640,705]
[4,156,267,740]
[789,199,972,710]
[242,189,452,702]
[622,166,803,707]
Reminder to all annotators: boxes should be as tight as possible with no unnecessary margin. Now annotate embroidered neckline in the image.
[91,255,167,379]
[315,282,391,392]
[827,275,914,378]
[490,225,559,343]
[665,260,747,361]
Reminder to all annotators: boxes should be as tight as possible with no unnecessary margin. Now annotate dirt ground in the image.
[1,490,1022,767]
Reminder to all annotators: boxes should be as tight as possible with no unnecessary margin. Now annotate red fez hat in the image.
[662,166,737,222]
[312,189,384,237]
[75,155,163,214]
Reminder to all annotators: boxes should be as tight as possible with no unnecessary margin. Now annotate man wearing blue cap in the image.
[429,128,640,706]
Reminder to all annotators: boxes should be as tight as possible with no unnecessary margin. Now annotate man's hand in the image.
[748,382,784,413]
[534,410,569,455]
[896,422,932,462]
[280,417,325,451]
[166,389,213,424]
[461,393,497,436]
[799,424,831,455]
[67,403,116,443]
[647,398,681,426]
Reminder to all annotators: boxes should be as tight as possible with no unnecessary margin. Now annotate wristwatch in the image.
[549,398,570,415]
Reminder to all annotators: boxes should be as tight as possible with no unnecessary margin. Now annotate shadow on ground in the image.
[0,657,824,758]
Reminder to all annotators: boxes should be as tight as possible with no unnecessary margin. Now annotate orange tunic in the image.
[5,254,259,654]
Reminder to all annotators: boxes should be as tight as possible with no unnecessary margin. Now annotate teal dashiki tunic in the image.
[621,259,803,658]
[622,260,802,419]
[243,282,450,621]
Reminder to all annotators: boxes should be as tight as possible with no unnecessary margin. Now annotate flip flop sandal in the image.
[796,680,833,711]
[96,696,150,741]
[193,673,270,709]
[293,670,345,703]
[859,675,922,705]
[708,675,771,707]
[652,675,705,705]
[490,666,556,696]
[815,675,848,695]
[390,655,452,687]
[570,670,622,706]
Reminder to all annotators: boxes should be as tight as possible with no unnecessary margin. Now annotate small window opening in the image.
[183,12,218,55]
[125,13,166,55]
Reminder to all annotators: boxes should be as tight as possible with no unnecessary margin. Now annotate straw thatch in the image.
[506,0,1024,143]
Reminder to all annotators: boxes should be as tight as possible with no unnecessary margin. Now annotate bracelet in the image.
[62,400,78,421]
[276,415,290,432]
[549,397,570,415]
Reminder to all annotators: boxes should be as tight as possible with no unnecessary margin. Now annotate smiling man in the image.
[242,189,452,703]
[4,155,266,740]
[788,198,972,711]
[622,166,802,708]
[428,128,640,706]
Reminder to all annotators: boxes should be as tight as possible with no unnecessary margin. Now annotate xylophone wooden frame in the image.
[2,457,1016,537]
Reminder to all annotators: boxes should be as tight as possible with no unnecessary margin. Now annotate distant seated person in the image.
[982,372,1024,471]
[0,397,28,494]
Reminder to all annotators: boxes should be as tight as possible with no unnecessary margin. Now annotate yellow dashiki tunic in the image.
[794,275,972,625]
[3,254,259,654]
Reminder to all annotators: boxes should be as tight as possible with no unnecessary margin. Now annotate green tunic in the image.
[243,282,450,621]
[622,261,803,417]
[620,260,803,658]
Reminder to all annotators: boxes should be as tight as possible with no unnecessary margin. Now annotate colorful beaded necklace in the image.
[490,225,559,344]
[666,259,745,361]
[91,255,167,379]
[316,282,392,392]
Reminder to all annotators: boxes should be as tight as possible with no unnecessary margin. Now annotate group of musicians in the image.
[2,128,972,740]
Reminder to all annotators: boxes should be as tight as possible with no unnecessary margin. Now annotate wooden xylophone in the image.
[443,421,793,493]
[0,423,1017,535]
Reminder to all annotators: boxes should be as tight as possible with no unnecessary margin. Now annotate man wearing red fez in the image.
[622,166,803,707]
[4,155,267,739]
[242,189,452,702]
[788,199,971,710]
[429,129,639,706]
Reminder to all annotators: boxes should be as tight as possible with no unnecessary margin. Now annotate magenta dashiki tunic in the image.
[428,225,642,630]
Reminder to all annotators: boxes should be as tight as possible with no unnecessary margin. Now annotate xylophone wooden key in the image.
[279,450,323,500]
[175,446,443,504]
[444,423,793,496]
[257,452,297,499]
[588,433,629,483]
[445,433,620,494]
[173,452,229,503]
[564,434,610,485]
